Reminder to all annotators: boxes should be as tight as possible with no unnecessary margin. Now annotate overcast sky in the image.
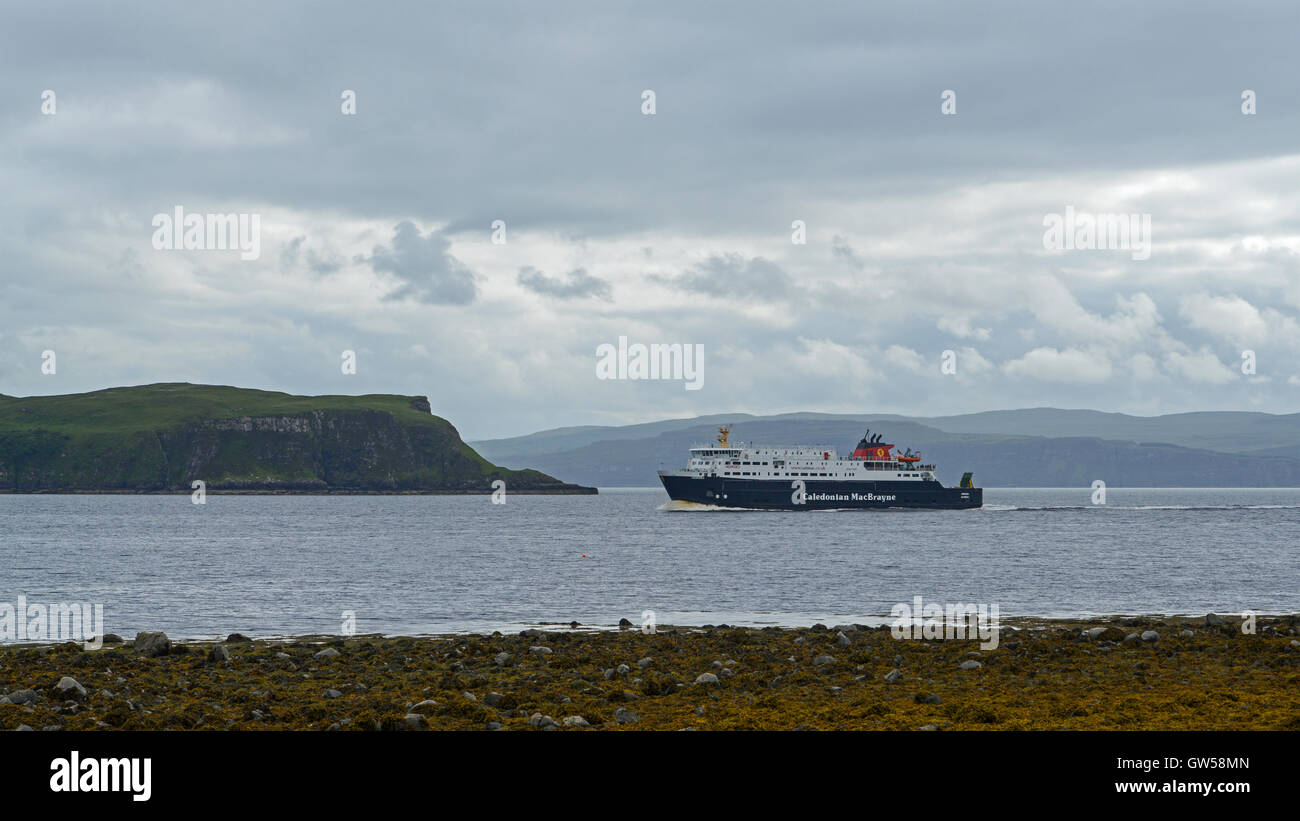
[4,1,1300,439]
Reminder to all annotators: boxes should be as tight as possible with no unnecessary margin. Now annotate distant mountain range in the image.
[470,410,1300,488]
[0,383,593,494]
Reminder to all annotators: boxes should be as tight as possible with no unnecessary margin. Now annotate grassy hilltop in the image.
[0,383,593,494]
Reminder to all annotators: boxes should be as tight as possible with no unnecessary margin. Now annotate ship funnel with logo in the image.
[851,429,895,461]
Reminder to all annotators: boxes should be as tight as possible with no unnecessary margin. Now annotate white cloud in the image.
[937,315,991,340]
[1162,348,1238,385]
[1003,347,1112,383]
[1179,293,1267,343]
[956,347,995,378]
[882,345,929,374]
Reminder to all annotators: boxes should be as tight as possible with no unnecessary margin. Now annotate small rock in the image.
[884,668,903,683]
[1180,630,1195,638]
[958,660,983,670]
[694,673,720,686]
[562,715,590,728]
[133,631,171,657]
[528,713,559,729]
[483,692,505,707]
[485,721,502,730]
[15,724,33,732]
[100,634,124,644]
[208,645,230,662]
[410,700,438,714]
[314,647,340,659]
[8,689,39,705]
[615,663,630,674]
[813,655,836,666]
[919,724,938,731]
[921,693,942,705]
[51,678,86,701]
[494,652,513,665]
[529,645,552,655]
[1205,613,1227,626]
[636,657,653,669]
[1141,631,1159,642]
[225,633,251,643]
[1084,626,1127,642]
[836,631,852,647]
[614,707,639,724]
[322,689,342,699]
[1123,632,1142,644]
[402,713,429,731]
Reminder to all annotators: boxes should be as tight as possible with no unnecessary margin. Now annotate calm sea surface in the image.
[1,488,1297,639]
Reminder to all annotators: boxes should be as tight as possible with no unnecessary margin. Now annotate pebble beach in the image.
[2,615,1298,731]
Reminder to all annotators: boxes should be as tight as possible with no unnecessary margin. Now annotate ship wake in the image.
[658,499,760,512]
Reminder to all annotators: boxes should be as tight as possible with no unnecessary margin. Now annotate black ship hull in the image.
[659,473,982,510]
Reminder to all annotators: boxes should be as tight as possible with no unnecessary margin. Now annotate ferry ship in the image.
[658,426,982,510]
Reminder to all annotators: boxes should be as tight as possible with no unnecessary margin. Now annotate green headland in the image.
[0,383,594,494]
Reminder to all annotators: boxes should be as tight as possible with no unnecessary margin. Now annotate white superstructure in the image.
[674,426,936,482]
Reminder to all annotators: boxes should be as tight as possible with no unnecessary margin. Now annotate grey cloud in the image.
[654,254,791,298]
[831,236,866,271]
[8,2,1298,239]
[6,2,1300,438]
[365,221,477,305]
[282,236,344,276]
[517,266,612,300]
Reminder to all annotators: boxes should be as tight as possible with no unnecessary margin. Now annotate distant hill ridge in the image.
[0,383,593,494]
[471,410,1300,488]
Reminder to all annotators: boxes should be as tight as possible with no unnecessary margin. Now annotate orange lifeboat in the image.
[897,448,921,463]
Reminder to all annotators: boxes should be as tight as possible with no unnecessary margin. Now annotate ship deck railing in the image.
[862,462,936,471]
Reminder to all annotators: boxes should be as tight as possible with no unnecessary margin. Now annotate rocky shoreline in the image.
[2,615,1297,731]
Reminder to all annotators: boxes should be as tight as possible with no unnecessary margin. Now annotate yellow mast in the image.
[717,425,732,447]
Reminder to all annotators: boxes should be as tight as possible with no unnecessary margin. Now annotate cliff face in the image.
[0,384,593,493]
